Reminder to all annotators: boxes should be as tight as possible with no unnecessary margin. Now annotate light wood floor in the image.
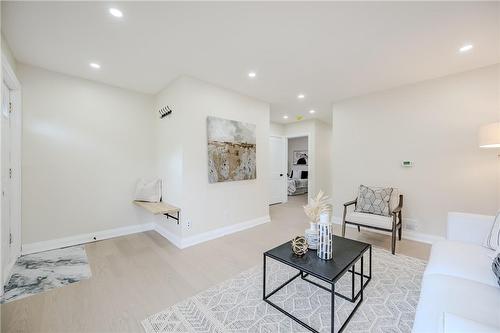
[1,195,430,333]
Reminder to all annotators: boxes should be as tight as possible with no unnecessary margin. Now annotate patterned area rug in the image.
[142,247,426,333]
[2,246,91,304]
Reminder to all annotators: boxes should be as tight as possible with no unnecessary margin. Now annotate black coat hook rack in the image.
[159,106,173,119]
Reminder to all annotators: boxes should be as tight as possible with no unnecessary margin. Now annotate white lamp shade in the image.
[479,122,500,148]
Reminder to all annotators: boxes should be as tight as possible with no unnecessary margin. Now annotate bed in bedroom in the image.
[288,165,308,196]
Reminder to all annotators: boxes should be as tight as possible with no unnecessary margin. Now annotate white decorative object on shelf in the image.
[134,178,162,203]
[304,222,318,250]
[317,221,333,260]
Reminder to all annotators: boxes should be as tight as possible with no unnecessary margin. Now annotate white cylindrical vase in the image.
[319,212,330,224]
[304,222,318,250]
[317,222,333,260]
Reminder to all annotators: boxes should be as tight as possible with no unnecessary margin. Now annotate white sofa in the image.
[412,212,500,333]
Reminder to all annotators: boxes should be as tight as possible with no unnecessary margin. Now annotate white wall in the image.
[1,34,17,75]
[332,64,500,237]
[315,120,332,197]
[270,122,285,136]
[155,76,270,239]
[18,64,156,244]
[288,136,308,174]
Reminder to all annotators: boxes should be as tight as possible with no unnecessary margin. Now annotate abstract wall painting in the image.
[207,116,256,183]
[293,150,308,165]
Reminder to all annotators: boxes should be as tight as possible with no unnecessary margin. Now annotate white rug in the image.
[2,246,92,304]
[142,247,426,333]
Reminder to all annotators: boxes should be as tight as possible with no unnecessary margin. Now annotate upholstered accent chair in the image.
[342,187,403,254]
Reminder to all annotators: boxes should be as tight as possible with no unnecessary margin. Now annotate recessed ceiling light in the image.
[109,8,123,18]
[297,94,305,99]
[89,62,101,69]
[248,72,256,78]
[283,115,289,119]
[459,44,473,53]
[309,109,315,114]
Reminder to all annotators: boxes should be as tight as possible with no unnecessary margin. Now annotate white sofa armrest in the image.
[441,312,500,333]
[447,212,494,245]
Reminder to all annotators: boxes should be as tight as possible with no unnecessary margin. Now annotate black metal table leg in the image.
[263,254,266,300]
[331,282,335,333]
[351,263,355,301]
[263,246,371,333]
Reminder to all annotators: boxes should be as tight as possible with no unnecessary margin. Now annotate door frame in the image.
[1,53,22,287]
[269,135,287,205]
[285,133,312,202]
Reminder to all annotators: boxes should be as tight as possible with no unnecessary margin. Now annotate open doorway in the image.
[287,136,309,204]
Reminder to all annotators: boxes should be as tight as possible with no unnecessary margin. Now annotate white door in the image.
[1,81,12,281]
[269,136,286,205]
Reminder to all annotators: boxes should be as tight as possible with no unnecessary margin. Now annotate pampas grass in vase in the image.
[303,191,332,249]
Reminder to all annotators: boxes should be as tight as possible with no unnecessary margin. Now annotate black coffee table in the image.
[263,236,371,333]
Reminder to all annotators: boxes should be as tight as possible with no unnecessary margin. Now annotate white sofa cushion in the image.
[345,211,393,230]
[412,274,500,333]
[484,210,500,251]
[447,212,494,246]
[425,240,498,288]
[441,313,500,333]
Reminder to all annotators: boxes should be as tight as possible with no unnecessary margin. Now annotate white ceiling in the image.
[2,1,499,124]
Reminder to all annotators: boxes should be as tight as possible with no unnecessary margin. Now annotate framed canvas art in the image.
[207,116,256,183]
[293,150,308,165]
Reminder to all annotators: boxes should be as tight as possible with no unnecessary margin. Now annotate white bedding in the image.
[288,178,308,195]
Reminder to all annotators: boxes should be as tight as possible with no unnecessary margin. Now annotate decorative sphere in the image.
[291,236,309,256]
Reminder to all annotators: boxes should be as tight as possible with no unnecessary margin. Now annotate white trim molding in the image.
[180,215,270,249]
[332,216,445,245]
[21,223,155,255]
[155,215,270,249]
[2,52,23,288]
[21,215,272,254]
[154,223,183,248]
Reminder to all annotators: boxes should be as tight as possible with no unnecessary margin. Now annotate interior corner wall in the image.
[18,64,157,244]
[155,76,270,239]
[332,64,500,237]
[1,34,17,75]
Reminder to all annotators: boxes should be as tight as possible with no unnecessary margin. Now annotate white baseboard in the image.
[154,223,183,248]
[22,215,271,255]
[332,217,444,245]
[21,223,155,255]
[180,215,271,248]
[154,216,271,249]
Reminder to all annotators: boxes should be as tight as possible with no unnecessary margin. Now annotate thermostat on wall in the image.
[401,160,413,167]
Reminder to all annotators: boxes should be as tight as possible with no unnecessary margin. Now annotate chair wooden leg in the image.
[391,228,397,254]
[398,211,403,241]
[357,225,360,232]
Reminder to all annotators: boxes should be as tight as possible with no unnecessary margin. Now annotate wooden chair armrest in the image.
[343,199,357,207]
[391,194,403,215]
